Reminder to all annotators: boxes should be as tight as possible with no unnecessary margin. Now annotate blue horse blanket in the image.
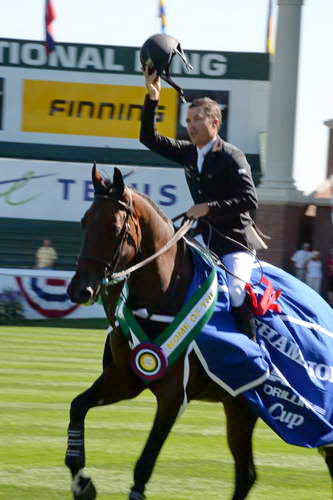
[187,249,333,448]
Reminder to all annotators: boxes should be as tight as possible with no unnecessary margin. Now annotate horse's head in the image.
[68,164,140,305]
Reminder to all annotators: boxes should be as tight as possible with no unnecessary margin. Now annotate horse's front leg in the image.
[224,396,258,500]
[65,364,143,500]
[129,384,184,500]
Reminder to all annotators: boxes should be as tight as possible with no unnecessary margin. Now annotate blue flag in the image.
[185,249,333,448]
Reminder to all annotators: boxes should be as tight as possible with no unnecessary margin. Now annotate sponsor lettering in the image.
[268,403,304,429]
[0,170,42,205]
[139,52,228,77]
[263,383,305,408]
[307,361,333,382]
[0,172,178,209]
[174,52,227,76]
[0,40,229,77]
[48,99,165,122]
[22,80,177,138]
[57,178,177,206]
[0,41,124,71]
[256,318,333,384]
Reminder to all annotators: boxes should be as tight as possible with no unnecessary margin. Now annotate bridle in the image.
[77,193,136,287]
[77,192,194,289]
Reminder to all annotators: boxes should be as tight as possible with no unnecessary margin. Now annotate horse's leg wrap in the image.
[65,426,86,476]
[72,470,97,500]
[129,491,146,500]
[65,390,94,477]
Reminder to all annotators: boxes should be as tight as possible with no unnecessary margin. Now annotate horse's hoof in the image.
[72,475,97,500]
[129,491,146,500]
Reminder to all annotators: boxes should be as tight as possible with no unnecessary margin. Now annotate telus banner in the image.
[0,158,193,221]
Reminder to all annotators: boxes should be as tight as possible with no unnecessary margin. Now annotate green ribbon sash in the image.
[116,261,218,369]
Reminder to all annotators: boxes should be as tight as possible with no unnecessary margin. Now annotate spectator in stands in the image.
[35,239,58,269]
[290,242,312,282]
[305,250,323,294]
[326,247,333,307]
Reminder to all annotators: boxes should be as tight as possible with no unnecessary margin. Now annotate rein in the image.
[104,217,194,286]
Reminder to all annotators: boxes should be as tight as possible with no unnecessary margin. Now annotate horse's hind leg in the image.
[224,396,258,500]
[320,446,333,498]
[65,365,142,500]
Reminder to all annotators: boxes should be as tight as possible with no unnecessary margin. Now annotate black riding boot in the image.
[232,297,256,341]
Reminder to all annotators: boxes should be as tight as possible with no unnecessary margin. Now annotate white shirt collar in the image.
[196,137,216,172]
[196,137,216,157]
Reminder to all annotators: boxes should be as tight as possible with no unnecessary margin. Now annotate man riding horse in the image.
[63,35,333,500]
[140,34,266,341]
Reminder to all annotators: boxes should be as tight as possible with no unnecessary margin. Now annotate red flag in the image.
[45,0,56,54]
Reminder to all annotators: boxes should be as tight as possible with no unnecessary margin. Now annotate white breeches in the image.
[221,251,255,307]
[193,233,255,307]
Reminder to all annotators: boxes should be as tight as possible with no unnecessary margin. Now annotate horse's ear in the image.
[92,161,105,190]
[113,167,125,195]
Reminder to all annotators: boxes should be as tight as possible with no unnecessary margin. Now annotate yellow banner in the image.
[21,80,177,138]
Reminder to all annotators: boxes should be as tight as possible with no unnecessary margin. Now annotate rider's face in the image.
[186,106,219,147]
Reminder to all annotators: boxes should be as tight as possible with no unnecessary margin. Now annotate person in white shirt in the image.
[35,239,58,269]
[290,242,312,282]
[305,250,323,294]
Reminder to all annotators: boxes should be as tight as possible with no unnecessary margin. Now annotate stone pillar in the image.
[256,0,309,268]
[258,0,304,202]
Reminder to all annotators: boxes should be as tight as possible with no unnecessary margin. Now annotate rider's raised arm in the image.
[140,69,191,166]
[140,94,191,166]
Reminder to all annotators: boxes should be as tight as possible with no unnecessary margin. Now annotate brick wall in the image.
[312,206,333,296]
[254,202,332,298]
[255,203,307,269]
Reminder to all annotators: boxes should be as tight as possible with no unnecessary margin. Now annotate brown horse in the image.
[66,165,333,500]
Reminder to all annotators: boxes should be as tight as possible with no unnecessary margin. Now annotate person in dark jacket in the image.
[140,68,263,339]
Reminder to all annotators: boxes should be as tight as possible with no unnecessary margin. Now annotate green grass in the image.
[0,325,331,499]
[11,317,109,329]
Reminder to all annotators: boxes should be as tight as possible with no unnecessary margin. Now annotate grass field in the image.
[0,324,331,500]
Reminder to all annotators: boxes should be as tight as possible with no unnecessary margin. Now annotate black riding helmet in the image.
[140,33,193,102]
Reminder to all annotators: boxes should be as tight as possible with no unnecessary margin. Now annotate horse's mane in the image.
[130,188,173,228]
[98,172,174,230]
